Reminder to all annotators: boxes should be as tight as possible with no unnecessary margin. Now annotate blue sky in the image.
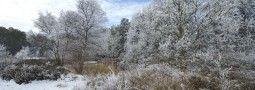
[0,0,151,32]
[101,0,152,27]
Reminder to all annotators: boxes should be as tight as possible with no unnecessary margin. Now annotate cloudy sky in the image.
[0,0,151,32]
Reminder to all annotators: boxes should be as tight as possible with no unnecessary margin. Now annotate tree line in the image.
[1,0,255,74]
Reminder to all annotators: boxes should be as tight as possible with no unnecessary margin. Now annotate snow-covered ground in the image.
[0,74,87,90]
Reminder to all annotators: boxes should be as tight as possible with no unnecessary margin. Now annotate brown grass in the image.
[83,63,120,76]
[120,66,184,90]
[64,63,120,76]
[129,75,183,90]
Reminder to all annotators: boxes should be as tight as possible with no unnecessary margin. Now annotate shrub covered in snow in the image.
[0,45,9,60]
[0,45,13,76]
[1,63,67,84]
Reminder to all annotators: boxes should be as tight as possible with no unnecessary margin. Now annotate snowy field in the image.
[0,74,86,90]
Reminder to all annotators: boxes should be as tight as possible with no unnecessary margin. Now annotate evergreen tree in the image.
[108,18,130,58]
[0,26,28,55]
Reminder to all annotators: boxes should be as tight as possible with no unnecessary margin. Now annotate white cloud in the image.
[0,0,150,32]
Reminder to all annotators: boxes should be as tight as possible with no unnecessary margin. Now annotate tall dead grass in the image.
[75,64,222,90]
[65,63,120,76]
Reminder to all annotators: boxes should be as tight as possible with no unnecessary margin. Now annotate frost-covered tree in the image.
[108,18,130,58]
[34,12,58,36]
[0,45,9,61]
[34,0,107,71]
[124,0,213,65]
[75,0,107,59]
[238,0,255,37]
[122,0,255,88]
[58,0,107,56]
[196,0,255,67]
[15,47,30,59]
[27,33,54,57]
[124,0,251,70]
[94,28,110,57]
[59,0,106,73]
[34,13,63,65]
[0,45,11,75]
[236,0,255,54]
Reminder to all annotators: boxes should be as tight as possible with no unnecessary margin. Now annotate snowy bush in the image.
[0,45,9,61]
[1,63,67,84]
[0,45,12,76]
